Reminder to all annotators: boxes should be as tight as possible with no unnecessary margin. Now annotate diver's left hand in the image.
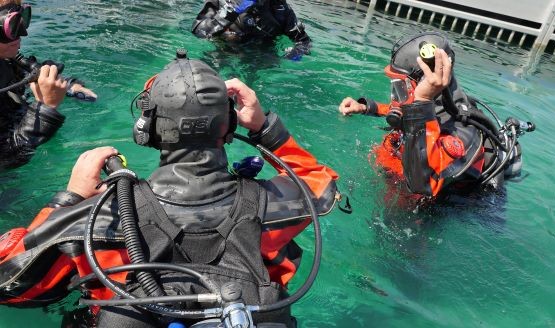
[414,48,452,101]
[67,146,119,199]
[225,78,266,133]
[67,83,98,102]
[284,43,311,61]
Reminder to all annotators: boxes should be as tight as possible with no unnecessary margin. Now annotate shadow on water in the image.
[0,173,22,229]
[197,39,283,86]
[369,170,510,261]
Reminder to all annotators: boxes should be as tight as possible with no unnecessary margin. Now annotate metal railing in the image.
[357,0,555,53]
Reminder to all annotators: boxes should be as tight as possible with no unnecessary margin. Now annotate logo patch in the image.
[179,116,211,135]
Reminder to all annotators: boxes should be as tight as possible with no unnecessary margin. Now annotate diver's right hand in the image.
[339,97,367,116]
[67,147,119,199]
[413,48,452,102]
[30,65,68,109]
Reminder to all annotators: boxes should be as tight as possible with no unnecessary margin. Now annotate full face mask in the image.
[385,32,455,106]
[384,64,417,107]
[0,3,31,43]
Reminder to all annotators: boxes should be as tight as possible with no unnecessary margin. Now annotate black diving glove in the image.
[284,42,311,61]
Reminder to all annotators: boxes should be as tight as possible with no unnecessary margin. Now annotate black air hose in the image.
[442,88,506,151]
[117,177,165,297]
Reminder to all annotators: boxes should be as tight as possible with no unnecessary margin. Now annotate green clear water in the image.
[1,0,555,327]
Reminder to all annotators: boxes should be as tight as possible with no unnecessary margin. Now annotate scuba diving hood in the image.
[138,50,238,204]
[146,51,234,150]
[390,31,455,81]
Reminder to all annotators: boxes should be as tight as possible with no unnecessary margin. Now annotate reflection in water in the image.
[199,39,282,86]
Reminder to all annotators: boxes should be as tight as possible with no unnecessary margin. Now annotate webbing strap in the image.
[134,180,181,242]
[216,178,265,238]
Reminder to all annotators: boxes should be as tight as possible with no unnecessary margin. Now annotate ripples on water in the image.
[1,0,554,326]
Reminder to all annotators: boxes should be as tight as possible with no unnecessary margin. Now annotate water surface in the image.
[1,0,554,326]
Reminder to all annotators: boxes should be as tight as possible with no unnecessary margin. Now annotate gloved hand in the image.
[284,42,310,61]
[235,0,256,14]
[66,79,98,102]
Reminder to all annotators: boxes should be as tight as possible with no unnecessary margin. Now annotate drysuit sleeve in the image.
[400,101,471,197]
[356,98,390,117]
[2,102,65,169]
[272,1,312,60]
[249,112,339,285]
[192,0,235,38]
[0,207,76,306]
[0,194,128,305]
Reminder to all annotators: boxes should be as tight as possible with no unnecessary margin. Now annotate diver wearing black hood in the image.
[192,0,311,60]
[0,52,339,327]
[339,32,531,198]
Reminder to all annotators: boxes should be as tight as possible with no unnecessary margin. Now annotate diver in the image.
[338,32,533,199]
[192,0,311,60]
[0,0,97,169]
[0,51,339,327]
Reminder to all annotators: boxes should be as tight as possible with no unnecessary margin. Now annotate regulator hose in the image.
[84,184,221,318]
[233,134,321,313]
[116,176,165,297]
[442,88,507,151]
[0,54,65,94]
[0,76,33,94]
[480,126,518,186]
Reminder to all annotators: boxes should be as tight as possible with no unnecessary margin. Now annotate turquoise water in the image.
[1,0,555,326]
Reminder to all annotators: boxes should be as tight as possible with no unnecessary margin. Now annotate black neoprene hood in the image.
[390,31,456,80]
[149,57,230,148]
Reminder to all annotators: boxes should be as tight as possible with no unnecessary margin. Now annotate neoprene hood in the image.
[148,53,232,149]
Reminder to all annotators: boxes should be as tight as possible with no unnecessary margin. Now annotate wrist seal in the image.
[48,190,85,208]
[248,112,290,151]
[357,97,378,116]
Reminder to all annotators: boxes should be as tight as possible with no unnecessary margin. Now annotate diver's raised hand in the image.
[67,147,119,199]
[414,48,452,102]
[339,97,367,116]
[30,65,68,109]
[225,78,266,133]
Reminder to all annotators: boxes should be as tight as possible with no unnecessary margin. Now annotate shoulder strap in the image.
[134,180,181,241]
[217,178,266,237]
[234,178,266,220]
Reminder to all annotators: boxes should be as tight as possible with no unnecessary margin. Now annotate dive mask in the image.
[0,4,31,43]
[384,65,417,106]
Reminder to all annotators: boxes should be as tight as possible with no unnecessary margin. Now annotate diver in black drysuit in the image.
[0,54,339,328]
[0,59,65,169]
[192,0,311,60]
[0,1,95,170]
